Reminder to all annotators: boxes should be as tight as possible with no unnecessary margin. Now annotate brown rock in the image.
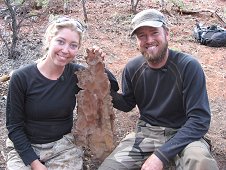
[73,48,115,161]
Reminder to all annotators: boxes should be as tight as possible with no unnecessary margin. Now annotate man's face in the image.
[135,26,169,65]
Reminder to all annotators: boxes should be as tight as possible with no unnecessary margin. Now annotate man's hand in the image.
[91,45,106,61]
[141,154,163,170]
[30,159,47,170]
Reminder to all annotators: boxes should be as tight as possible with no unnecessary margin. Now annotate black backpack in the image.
[193,23,226,47]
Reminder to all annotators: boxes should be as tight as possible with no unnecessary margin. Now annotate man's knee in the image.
[99,158,128,170]
[183,140,212,158]
[98,151,142,170]
[180,141,219,170]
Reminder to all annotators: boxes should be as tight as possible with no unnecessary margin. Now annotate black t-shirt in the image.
[6,62,119,165]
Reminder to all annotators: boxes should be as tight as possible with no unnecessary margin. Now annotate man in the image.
[99,9,219,170]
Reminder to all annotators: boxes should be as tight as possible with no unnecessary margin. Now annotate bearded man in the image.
[99,9,219,170]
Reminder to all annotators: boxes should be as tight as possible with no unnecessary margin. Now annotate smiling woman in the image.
[5,16,119,170]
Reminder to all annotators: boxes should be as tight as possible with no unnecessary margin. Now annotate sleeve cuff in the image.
[154,149,170,166]
[19,147,39,166]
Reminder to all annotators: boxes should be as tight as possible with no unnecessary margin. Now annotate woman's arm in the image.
[6,70,39,166]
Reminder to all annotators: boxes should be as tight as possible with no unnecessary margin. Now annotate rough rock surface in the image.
[73,48,115,161]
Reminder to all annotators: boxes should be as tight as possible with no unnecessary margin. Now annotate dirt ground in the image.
[0,0,226,169]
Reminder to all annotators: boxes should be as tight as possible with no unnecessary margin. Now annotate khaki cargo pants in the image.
[99,120,219,170]
[6,133,83,170]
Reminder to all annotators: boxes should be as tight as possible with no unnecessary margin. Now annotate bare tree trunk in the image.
[160,0,165,9]
[81,0,88,23]
[1,0,41,59]
[4,0,19,59]
[131,0,140,14]
[63,0,70,14]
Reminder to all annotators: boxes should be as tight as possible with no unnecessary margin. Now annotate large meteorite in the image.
[73,48,115,161]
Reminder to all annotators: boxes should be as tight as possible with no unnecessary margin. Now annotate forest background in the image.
[0,0,226,169]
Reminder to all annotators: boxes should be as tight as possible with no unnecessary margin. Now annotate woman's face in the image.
[47,28,80,67]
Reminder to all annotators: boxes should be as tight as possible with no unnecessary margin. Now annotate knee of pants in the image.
[182,141,211,160]
[180,141,218,170]
[99,159,129,170]
[183,147,211,161]
[99,152,142,170]
[182,141,212,160]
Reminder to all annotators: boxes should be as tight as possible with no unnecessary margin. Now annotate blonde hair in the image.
[42,17,85,53]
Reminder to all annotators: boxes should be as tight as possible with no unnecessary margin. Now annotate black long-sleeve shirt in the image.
[111,49,211,165]
[6,63,119,165]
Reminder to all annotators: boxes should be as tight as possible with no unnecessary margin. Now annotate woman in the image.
[6,17,119,170]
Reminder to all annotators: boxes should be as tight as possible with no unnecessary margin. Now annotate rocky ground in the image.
[1,0,226,169]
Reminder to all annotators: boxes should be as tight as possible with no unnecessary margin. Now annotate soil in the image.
[0,0,226,169]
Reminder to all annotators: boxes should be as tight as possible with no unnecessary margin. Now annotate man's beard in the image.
[141,41,168,64]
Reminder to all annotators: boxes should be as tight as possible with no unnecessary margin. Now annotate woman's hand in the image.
[31,159,48,170]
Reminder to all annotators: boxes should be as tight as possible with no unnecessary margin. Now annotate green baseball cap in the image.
[130,9,167,36]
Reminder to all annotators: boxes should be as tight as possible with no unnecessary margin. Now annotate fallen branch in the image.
[215,9,226,27]
[173,7,226,26]
[0,74,10,82]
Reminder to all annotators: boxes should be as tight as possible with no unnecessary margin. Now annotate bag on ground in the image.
[193,23,226,47]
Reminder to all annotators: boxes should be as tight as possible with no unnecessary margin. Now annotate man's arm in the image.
[111,90,135,112]
[154,58,211,165]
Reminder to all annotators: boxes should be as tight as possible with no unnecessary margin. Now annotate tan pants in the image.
[99,120,219,170]
[6,133,83,170]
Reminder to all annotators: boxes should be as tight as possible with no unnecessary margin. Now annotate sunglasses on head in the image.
[54,17,85,33]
